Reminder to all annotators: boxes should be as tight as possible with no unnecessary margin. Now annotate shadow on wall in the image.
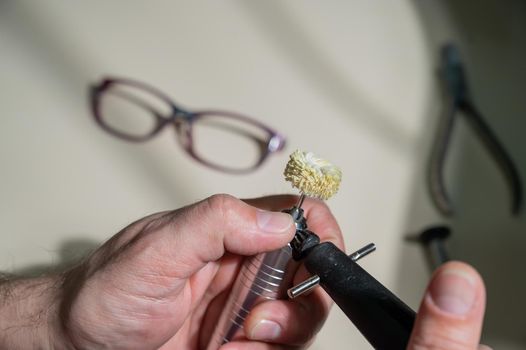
[8,238,100,277]
[236,0,414,153]
[398,0,526,348]
[0,1,195,206]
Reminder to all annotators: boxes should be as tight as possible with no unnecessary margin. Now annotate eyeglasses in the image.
[90,77,286,173]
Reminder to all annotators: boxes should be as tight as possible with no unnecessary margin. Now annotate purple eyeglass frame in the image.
[90,77,287,174]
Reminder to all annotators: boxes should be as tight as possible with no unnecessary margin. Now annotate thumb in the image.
[133,194,296,278]
[408,261,486,350]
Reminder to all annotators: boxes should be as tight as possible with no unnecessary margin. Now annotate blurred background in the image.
[1,1,525,349]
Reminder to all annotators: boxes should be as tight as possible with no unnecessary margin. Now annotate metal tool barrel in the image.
[206,245,298,349]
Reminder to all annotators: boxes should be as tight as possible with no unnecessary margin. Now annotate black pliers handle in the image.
[429,43,523,216]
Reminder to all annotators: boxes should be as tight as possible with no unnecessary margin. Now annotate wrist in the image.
[0,275,69,349]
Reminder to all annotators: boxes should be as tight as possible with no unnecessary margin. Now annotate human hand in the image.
[2,194,488,350]
[50,194,343,349]
[408,261,489,350]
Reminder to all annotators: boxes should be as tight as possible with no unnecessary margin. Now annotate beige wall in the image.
[1,1,524,349]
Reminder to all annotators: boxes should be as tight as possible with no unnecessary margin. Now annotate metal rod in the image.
[288,275,320,299]
[288,243,376,299]
[349,243,376,261]
[296,193,306,209]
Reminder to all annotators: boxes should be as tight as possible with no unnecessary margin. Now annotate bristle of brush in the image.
[284,150,341,200]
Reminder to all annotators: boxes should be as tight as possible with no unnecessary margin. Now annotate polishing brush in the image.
[284,149,342,200]
[283,150,341,222]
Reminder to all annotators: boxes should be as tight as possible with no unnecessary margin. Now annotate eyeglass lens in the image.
[190,114,269,171]
[98,82,172,139]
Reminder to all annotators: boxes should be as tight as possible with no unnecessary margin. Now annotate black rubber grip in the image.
[303,242,415,350]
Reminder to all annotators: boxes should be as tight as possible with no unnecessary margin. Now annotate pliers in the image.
[429,43,523,216]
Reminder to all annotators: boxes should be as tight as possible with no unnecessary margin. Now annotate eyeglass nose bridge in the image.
[171,108,194,150]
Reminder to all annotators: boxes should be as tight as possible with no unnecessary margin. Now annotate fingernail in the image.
[429,268,477,316]
[256,210,292,233]
[249,319,282,341]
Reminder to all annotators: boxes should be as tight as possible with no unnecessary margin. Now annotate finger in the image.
[243,294,328,346]
[408,261,486,350]
[221,340,300,350]
[478,345,492,350]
